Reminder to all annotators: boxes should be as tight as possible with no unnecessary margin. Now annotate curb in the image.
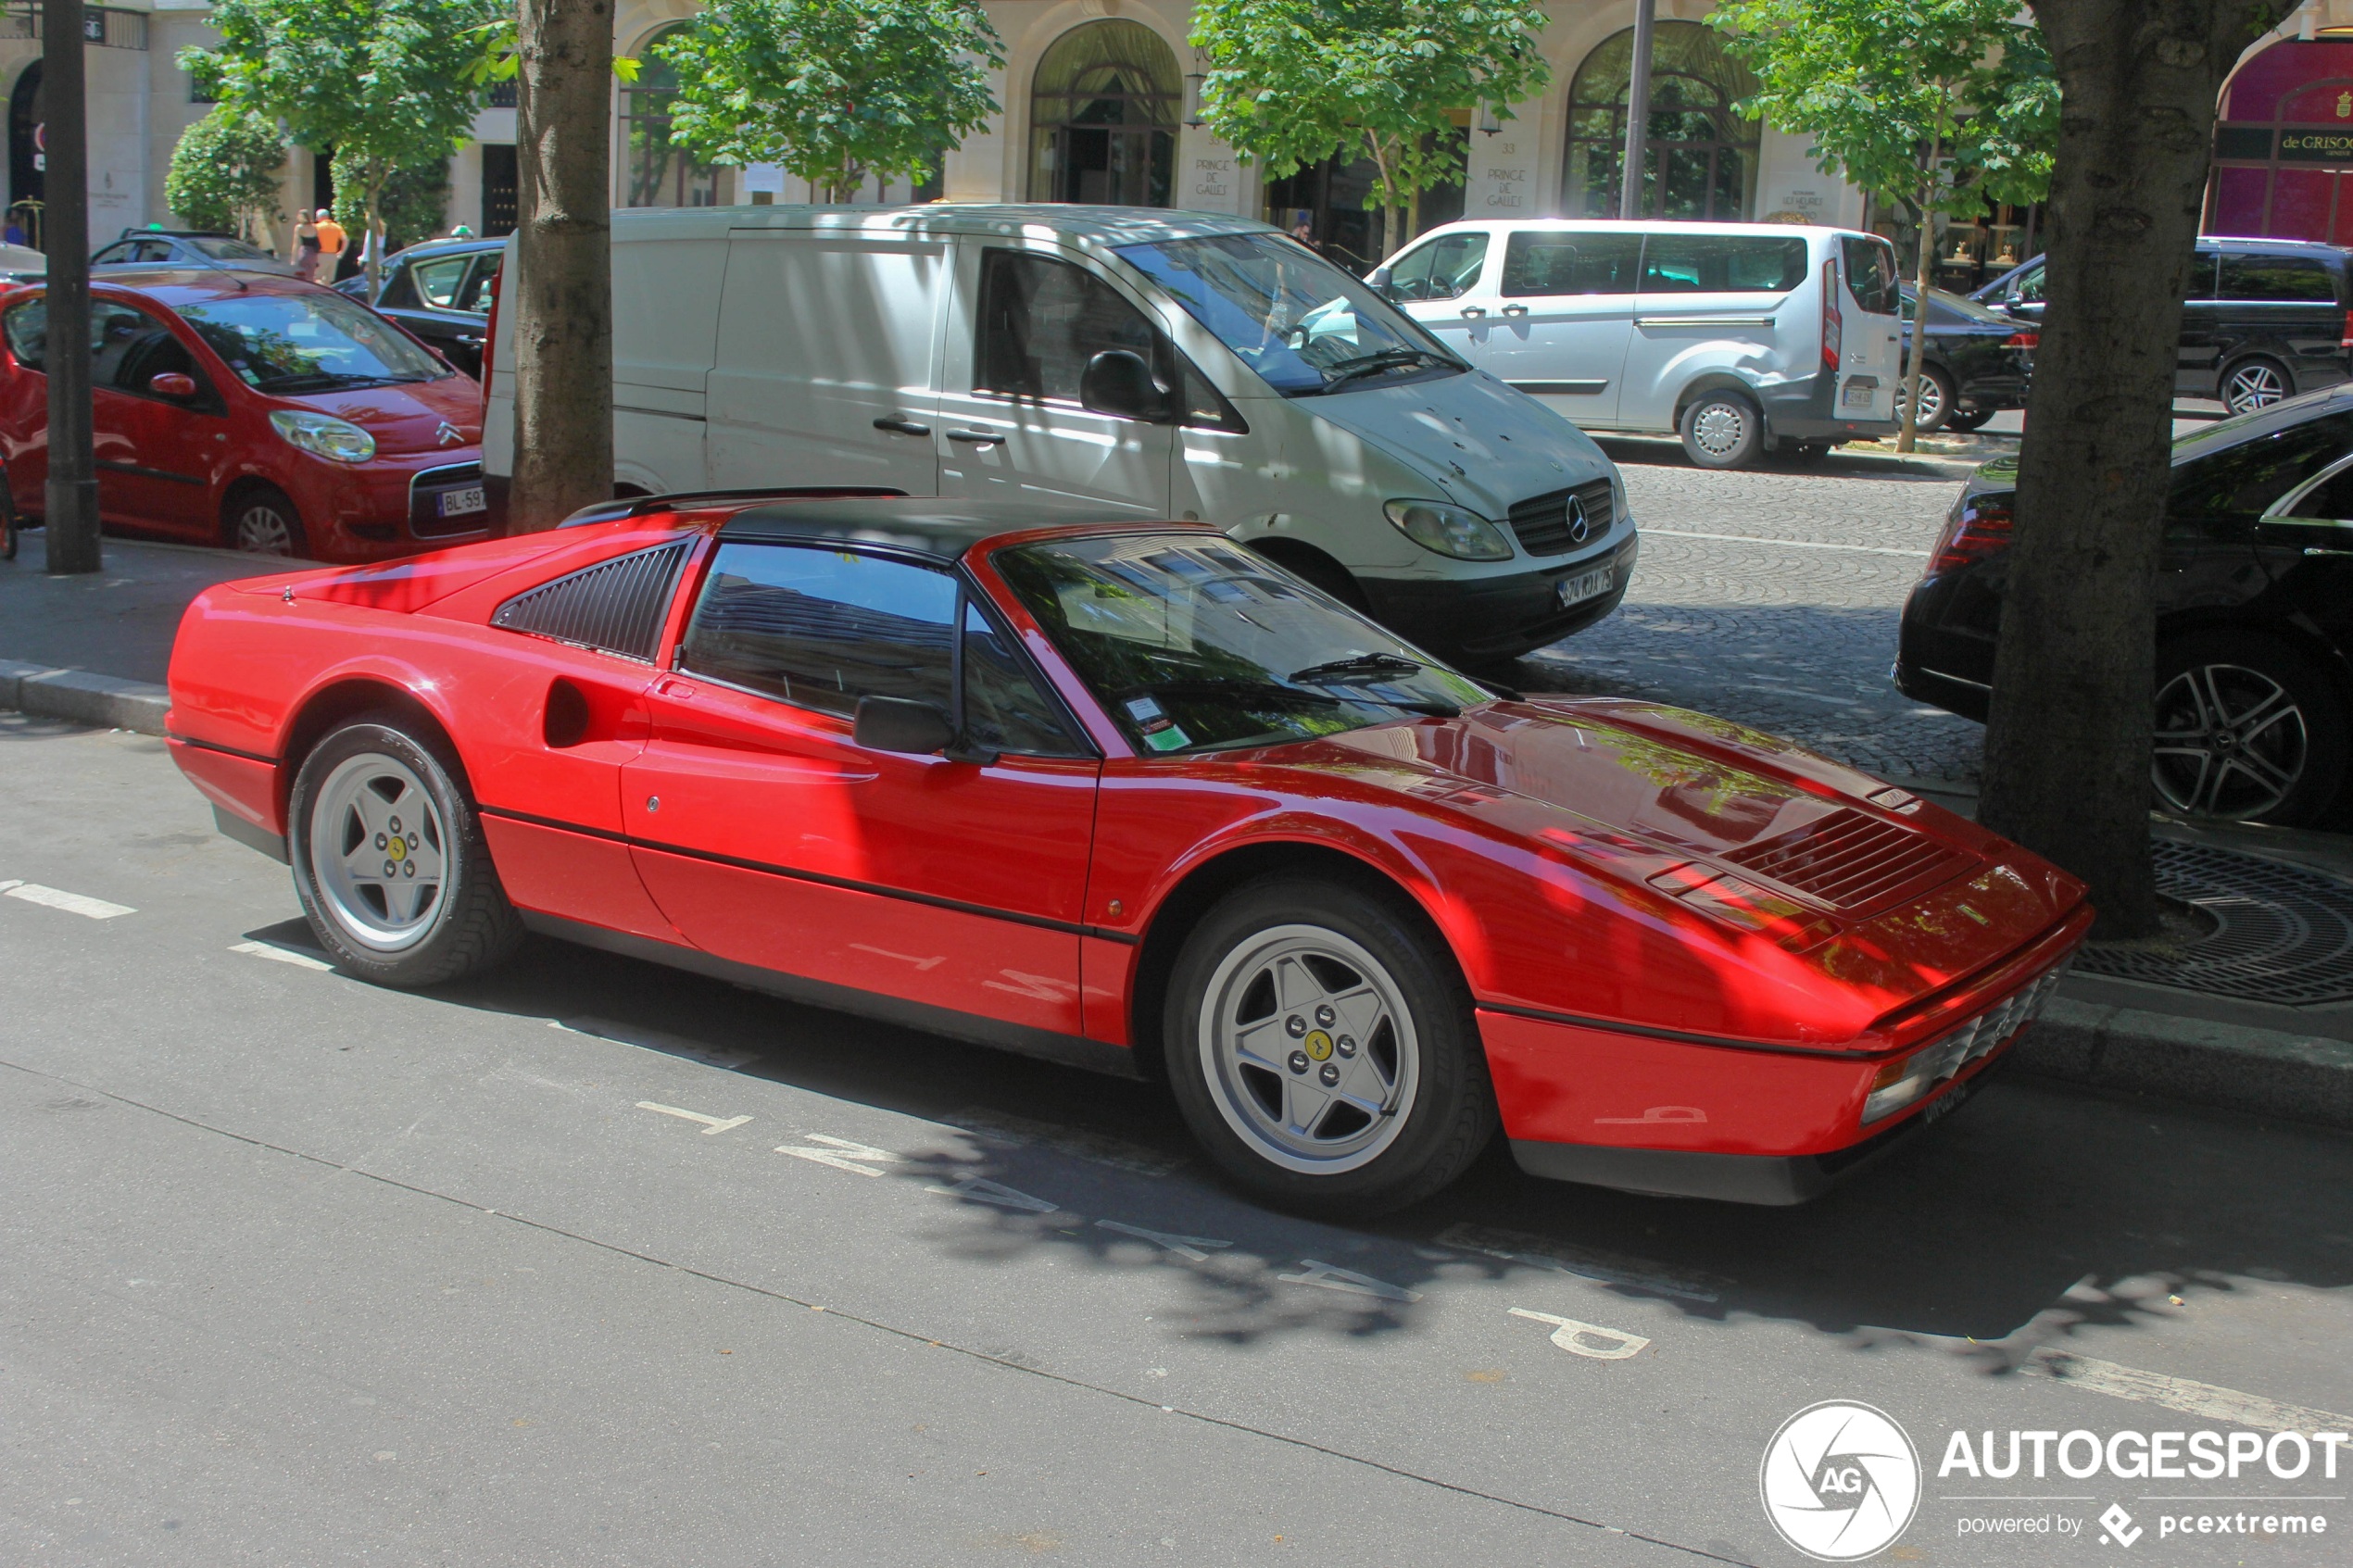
[2013,997,2353,1132]
[0,659,170,736]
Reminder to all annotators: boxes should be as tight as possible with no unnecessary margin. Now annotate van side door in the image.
[1619,232,1811,433]
[2210,248,2343,408]
[1382,230,1494,360]
[706,230,947,495]
[1475,229,1641,427]
[933,242,1175,514]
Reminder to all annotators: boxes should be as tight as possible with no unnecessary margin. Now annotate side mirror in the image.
[1079,349,1170,421]
[148,371,198,399]
[853,695,954,756]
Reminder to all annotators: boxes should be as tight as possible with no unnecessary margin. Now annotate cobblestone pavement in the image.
[1509,435,1992,786]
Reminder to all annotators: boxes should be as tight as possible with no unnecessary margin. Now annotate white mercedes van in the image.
[1373,219,1905,469]
[481,206,1636,663]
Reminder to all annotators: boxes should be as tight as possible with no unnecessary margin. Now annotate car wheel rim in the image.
[308,752,450,952]
[1896,378,1946,425]
[2227,364,2285,413]
[1197,923,1420,1176]
[235,504,295,555]
[2151,661,2309,820]
[1692,403,1747,458]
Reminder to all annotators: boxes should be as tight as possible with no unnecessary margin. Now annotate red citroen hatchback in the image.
[0,270,485,560]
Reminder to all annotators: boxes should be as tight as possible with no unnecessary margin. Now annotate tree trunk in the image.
[510,0,615,535]
[1896,188,1936,454]
[1986,0,2296,936]
[42,0,98,574]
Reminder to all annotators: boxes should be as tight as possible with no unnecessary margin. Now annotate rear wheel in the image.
[2152,633,2347,825]
[1163,876,1497,1217]
[226,484,310,557]
[288,718,524,985]
[1943,406,1994,433]
[2221,357,2294,416]
[1679,390,1765,470]
[1896,365,1957,433]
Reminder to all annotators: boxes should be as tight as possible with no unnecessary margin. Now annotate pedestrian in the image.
[315,207,347,279]
[292,208,321,282]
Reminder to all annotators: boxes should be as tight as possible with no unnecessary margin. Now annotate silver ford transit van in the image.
[1376,219,1904,469]
[482,206,1637,663]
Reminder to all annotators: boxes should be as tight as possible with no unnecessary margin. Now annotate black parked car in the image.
[1895,284,2035,433]
[92,230,294,276]
[1976,238,2353,415]
[336,236,504,376]
[1896,385,2353,825]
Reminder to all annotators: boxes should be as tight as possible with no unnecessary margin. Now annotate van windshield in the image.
[1113,232,1463,397]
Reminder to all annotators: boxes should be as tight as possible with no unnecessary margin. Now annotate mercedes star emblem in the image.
[1565,495,1591,545]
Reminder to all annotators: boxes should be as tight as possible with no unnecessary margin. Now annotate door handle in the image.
[945,428,1005,445]
[1499,303,1529,318]
[1458,306,1488,319]
[873,415,932,437]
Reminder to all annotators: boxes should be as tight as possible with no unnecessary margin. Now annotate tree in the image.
[181,0,500,296]
[1976,0,2297,936]
[656,0,1004,203]
[1708,0,2057,452]
[164,107,288,246]
[1191,0,1552,261]
[334,152,452,253]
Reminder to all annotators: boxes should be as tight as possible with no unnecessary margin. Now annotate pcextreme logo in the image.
[1759,1400,1923,1561]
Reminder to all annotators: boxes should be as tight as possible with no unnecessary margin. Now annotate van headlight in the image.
[1383,499,1514,561]
[270,408,376,463]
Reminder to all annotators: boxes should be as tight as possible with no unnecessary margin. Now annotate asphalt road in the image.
[6,719,2352,1567]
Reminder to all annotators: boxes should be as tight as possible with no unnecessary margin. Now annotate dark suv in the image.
[337,236,503,377]
[1896,385,2353,825]
[1977,237,2353,415]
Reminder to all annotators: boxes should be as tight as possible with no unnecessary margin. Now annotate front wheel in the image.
[226,485,310,557]
[288,718,525,985]
[2221,357,2294,416]
[2152,634,2347,826]
[1679,390,1765,470]
[1163,876,1497,1216]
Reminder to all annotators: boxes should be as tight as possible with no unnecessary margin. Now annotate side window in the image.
[448,257,493,314]
[2185,251,2219,301]
[1390,233,1488,301]
[1639,234,1809,294]
[410,255,472,309]
[1502,232,1641,296]
[963,601,1085,756]
[1385,241,1439,300]
[91,243,134,267]
[1840,236,1902,315]
[5,298,45,370]
[2217,253,2338,303]
[114,312,203,395]
[2169,413,2353,530]
[976,249,1161,407]
[681,544,958,720]
[91,301,164,391]
[2282,460,2353,522]
[2011,262,2045,304]
[374,264,419,310]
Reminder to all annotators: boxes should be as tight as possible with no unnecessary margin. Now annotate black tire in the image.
[1897,364,1958,433]
[1943,406,1995,433]
[1161,875,1498,1217]
[2152,632,2347,826]
[287,717,525,986]
[2221,356,2294,417]
[225,483,310,557]
[1678,389,1765,470]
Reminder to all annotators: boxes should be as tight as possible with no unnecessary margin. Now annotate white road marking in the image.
[1095,1220,1232,1261]
[2025,1349,2353,1434]
[777,1134,901,1176]
[552,1017,761,1070]
[925,1175,1059,1212]
[1509,1307,1653,1360]
[4,882,135,920]
[1437,1222,1722,1303]
[1640,526,1930,558]
[635,1101,752,1135]
[1277,1260,1420,1303]
[229,940,333,971]
[945,1106,1187,1177]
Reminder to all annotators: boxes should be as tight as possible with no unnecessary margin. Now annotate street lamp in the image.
[1478,101,1503,137]
[1184,69,1207,129]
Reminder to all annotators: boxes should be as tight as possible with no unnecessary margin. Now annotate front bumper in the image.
[1361,531,1639,659]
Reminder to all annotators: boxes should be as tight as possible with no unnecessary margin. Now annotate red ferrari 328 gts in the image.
[166,495,2090,1214]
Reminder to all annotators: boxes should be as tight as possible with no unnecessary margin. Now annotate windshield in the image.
[1113,232,1462,396]
[174,291,447,392]
[190,236,275,262]
[994,533,1488,754]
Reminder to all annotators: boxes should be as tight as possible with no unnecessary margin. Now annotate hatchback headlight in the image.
[270,408,376,463]
[1383,499,1514,561]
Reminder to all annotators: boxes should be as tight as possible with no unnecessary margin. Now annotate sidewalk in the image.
[5,528,2350,1139]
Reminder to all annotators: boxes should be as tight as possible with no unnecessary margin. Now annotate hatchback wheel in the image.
[288,718,524,985]
[1895,365,1956,433]
[1679,390,1765,470]
[228,485,309,557]
[2152,633,2347,825]
[2221,358,2293,416]
[1163,876,1496,1216]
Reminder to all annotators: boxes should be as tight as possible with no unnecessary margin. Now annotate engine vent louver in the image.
[1721,808,1975,916]
[491,539,692,663]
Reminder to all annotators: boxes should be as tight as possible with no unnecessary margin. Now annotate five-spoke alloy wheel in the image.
[2222,358,2292,416]
[2152,634,2347,825]
[1164,876,1496,1216]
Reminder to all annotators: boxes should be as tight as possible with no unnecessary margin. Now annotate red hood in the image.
[277,373,482,457]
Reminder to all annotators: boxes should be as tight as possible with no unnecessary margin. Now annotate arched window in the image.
[621,26,715,208]
[1563,22,1760,221]
[1027,20,1177,207]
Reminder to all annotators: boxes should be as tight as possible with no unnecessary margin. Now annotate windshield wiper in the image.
[1316,348,1459,393]
[262,372,398,393]
[1288,651,1428,684]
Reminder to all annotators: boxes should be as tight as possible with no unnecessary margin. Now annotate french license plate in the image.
[1554,566,1613,608]
[436,485,486,518]
[1840,376,1879,408]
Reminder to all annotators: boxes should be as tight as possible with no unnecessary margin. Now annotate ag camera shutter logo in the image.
[1760,1400,1922,1561]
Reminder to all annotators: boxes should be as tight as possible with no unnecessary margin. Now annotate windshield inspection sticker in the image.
[1125,695,1189,751]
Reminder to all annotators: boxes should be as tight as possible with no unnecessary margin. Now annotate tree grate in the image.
[2073,840,2353,1007]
